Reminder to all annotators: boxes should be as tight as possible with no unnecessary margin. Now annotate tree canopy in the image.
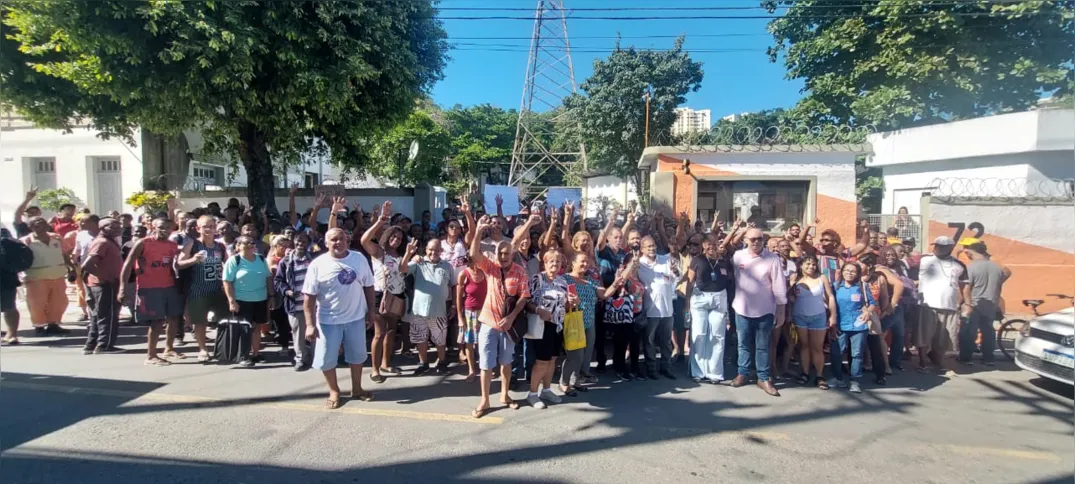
[366,108,451,189]
[766,0,1074,129]
[565,37,704,187]
[2,0,449,214]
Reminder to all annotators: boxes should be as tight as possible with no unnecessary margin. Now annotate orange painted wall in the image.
[929,220,1075,315]
[817,194,858,246]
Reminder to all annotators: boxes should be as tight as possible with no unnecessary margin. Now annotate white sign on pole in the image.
[482,184,521,215]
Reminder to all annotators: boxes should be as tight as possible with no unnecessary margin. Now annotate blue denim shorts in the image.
[478,324,514,371]
[794,313,828,330]
[312,319,368,372]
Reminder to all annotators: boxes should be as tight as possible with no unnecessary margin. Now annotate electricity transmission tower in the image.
[509,0,587,197]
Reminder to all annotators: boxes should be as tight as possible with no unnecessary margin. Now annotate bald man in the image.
[302,227,378,408]
[80,218,125,353]
[730,228,788,397]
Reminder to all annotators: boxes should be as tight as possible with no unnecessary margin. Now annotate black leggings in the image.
[611,324,641,374]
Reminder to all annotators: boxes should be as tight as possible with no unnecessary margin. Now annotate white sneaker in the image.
[527,393,546,409]
[848,381,862,393]
[540,389,562,404]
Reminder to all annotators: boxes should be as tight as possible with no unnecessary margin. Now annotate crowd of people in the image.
[0,186,1010,416]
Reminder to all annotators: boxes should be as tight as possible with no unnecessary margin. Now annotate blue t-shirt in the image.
[564,274,598,329]
[223,254,270,302]
[833,281,876,332]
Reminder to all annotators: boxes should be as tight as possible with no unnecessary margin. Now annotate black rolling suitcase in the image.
[214,315,252,364]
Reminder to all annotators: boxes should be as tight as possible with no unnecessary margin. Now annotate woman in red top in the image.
[119,217,185,366]
[455,255,486,382]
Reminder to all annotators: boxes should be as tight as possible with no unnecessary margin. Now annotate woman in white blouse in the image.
[637,234,679,380]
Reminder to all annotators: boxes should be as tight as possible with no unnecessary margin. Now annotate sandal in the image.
[796,373,809,385]
[162,350,186,360]
[325,398,341,410]
[816,377,830,391]
[380,366,402,375]
[370,374,387,384]
[560,387,578,397]
[197,351,211,363]
[464,373,477,383]
[144,358,172,367]
[2,338,19,346]
[501,398,520,410]
[471,406,489,419]
[350,391,374,402]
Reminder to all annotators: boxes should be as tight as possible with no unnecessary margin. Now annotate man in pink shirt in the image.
[731,228,787,396]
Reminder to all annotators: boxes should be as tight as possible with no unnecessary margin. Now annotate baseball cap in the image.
[933,236,955,246]
[958,237,980,247]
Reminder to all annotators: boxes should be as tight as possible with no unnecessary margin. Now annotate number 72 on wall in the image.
[947,222,986,242]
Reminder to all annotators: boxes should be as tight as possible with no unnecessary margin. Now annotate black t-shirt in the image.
[691,256,732,293]
[13,221,30,238]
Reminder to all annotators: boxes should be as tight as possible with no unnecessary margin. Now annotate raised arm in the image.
[848,220,870,257]
[512,214,541,253]
[361,201,391,259]
[674,211,690,250]
[719,218,742,252]
[461,196,477,247]
[468,219,493,265]
[709,210,721,235]
[651,211,669,252]
[328,196,346,230]
[560,203,575,249]
[13,188,36,226]
[596,208,618,251]
[541,207,561,251]
[621,211,636,239]
[494,193,504,220]
[397,238,419,274]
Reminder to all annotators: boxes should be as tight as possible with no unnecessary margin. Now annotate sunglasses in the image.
[745,237,763,243]
[820,238,833,243]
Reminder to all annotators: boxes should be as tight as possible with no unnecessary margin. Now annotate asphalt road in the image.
[1,319,1072,484]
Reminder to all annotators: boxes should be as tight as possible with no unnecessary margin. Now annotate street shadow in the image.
[14,326,148,348]
[972,378,1074,429]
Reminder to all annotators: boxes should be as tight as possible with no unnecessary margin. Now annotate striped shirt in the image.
[274,250,313,314]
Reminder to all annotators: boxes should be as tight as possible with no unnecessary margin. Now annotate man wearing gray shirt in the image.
[400,237,456,375]
[959,242,1010,366]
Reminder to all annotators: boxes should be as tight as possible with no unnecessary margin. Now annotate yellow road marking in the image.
[4,381,503,425]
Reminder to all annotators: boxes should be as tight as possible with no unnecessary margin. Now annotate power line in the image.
[436,12,1068,20]
[436,0,1062,11]
[450,33,769,40]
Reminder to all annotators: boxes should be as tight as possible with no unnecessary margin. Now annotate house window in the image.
[304,172,319,189]
[96,158,121,172]
[29,157,57,191]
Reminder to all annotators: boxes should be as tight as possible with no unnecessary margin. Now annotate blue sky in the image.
[430,0,805,118]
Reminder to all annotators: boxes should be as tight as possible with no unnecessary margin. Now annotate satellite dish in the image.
[408,140,420,162]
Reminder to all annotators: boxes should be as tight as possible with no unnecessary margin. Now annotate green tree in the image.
[366,109,452,188]
[766,0,1074,129]
[444,104,518,194]
[2,0,448,215]
[565,37,704,192]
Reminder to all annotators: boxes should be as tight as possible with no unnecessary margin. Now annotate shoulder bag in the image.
[378,258,406,318]
[860,279,883,335]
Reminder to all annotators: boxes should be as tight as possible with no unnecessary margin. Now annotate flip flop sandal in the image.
[502,399,520,410]
[351,391,374,402]
[197,351,211,363]
[471,407,489,419]
[325,398,341,410]
[816,378,830,390]
[380,367,402,375]
[144,358,171,367]
[796,373,809,385]
[464,373,477,383]
[162,351,186,360]
[370,374,387,384]
[2,338,19,346]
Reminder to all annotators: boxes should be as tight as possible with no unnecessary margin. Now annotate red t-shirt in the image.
[136,238,178,289]
[86,237,122,286]
[51,218,78,238]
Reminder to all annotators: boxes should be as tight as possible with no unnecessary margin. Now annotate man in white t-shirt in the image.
[302,228,378,409]
[915,235,968,373]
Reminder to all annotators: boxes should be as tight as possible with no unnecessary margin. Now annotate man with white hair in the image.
[730,227,787,397]
[302,227,377,409]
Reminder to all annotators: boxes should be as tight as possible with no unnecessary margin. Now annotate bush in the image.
[36,188,79,211]
[125,190,173,213]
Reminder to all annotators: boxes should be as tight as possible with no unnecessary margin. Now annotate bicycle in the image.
[997,293,1074,361]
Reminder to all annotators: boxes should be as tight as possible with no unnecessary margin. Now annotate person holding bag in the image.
[360,201,408,383]
[606,253,644,381]
[468,219,530,419]
[524,248,577,409]
[559,252,604,396]
[222,235,274,368]
[829,261,878,393]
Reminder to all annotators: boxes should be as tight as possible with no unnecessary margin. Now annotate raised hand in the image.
[381,201,392,221]
[24,187,38,202]
[406,237,419,253]
[331,196,347,213]
[528,213,542,226]
[460,196,471,214]
[289,183,299,195]
[495,193,504,206]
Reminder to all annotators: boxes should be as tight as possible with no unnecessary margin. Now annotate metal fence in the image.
[866,213,923,251]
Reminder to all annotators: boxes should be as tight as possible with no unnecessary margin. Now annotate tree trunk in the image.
[237,122,279,217]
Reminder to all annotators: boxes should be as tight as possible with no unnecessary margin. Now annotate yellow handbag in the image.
[563,310,586,351]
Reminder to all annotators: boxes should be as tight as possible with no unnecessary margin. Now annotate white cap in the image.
[933,236,955,246]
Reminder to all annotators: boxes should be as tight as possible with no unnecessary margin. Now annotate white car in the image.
[1014,306,1075,385]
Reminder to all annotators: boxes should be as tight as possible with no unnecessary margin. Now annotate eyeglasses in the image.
[820,238,833,243]
[745,237,763,243]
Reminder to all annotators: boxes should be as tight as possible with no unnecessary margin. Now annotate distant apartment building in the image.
[672,107,712,136]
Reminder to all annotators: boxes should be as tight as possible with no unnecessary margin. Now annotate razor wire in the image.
[928,177,1075,202]
[650,124,876,152]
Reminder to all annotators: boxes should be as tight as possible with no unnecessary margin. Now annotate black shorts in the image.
[0,287,15,312]
[236,299,269,326]
[532,322,563,361]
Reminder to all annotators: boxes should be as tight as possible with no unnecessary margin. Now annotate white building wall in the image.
[583,175,638,218]
[689,151,858,203]
[879,158,1032,214]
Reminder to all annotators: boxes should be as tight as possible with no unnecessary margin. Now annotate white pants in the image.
[689,290,728,381]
